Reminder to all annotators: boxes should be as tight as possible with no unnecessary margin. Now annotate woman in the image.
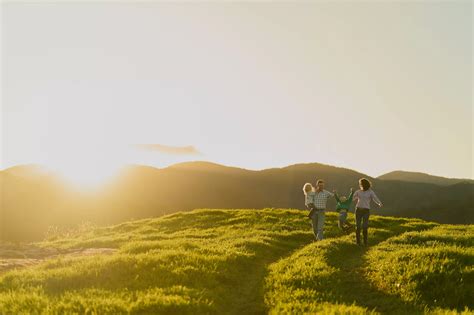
[352,178,383,246]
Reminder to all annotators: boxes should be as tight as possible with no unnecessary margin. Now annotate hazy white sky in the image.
[1,1,473,182]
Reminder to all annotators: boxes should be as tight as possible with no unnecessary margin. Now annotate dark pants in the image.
[355,207,370,245]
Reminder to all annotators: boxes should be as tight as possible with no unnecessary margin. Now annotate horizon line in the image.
[1,160,472,181]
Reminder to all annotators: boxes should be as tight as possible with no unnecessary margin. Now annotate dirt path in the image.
[0,242,117,275]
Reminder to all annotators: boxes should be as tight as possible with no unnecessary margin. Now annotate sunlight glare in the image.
[51,161,122,188]
[43,145,129,189]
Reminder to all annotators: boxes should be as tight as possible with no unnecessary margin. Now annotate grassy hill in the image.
[0,209,472,314]
[378,170,474,186]
[2,162,473,241]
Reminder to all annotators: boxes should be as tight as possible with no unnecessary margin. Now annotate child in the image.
[333,188,354,232]
[303,183,317,218]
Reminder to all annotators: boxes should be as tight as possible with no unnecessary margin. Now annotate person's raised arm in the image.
[348,188,354,202]
[333,190,340,202]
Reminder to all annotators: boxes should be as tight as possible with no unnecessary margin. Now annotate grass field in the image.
[0,209,472,314]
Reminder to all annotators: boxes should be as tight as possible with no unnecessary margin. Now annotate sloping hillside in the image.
[0,209,472,314]
[1,162,473,241]
[378,170,474,186]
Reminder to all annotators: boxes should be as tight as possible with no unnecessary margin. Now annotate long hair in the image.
[359,178,371,191]
[303,183,313,194]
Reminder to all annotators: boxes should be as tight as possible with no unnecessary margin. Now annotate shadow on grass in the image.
[321,223,438,314]
[2,211,327,315]
[227,232,312,315]
[324,241,422,314]
[229,214,343,314]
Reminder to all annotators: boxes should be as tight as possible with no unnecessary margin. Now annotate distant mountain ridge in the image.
[1,161,473,241]
[378,170,473,186]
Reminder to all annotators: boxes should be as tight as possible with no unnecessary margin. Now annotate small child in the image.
[334,188,354,232]
[303,183,317,218]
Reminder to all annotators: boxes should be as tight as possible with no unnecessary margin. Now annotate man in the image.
[310,179,334,240]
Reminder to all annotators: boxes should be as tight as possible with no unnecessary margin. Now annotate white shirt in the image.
[353,189,382,209]
[304,191,316,206]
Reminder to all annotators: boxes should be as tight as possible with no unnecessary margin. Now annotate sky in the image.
[1,1,473,186]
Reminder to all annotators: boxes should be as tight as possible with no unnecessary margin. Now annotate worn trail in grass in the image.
[321,235,424,313]
[265,216,440,314]
[1,209,471,314]
[0,209,340,314]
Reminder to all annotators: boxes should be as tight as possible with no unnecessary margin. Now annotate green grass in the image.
[366,225,474,311]
[0,209,321,314]
[264,216,439,314]
[0,209,472,314]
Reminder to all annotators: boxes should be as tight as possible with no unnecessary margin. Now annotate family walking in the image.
[303,178,383,246]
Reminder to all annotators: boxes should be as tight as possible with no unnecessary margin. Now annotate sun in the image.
[38,142,136,189]
[46,157,124,189]
[57,164,120,188]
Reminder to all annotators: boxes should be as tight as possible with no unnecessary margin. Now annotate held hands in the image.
[350,187,354,192]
